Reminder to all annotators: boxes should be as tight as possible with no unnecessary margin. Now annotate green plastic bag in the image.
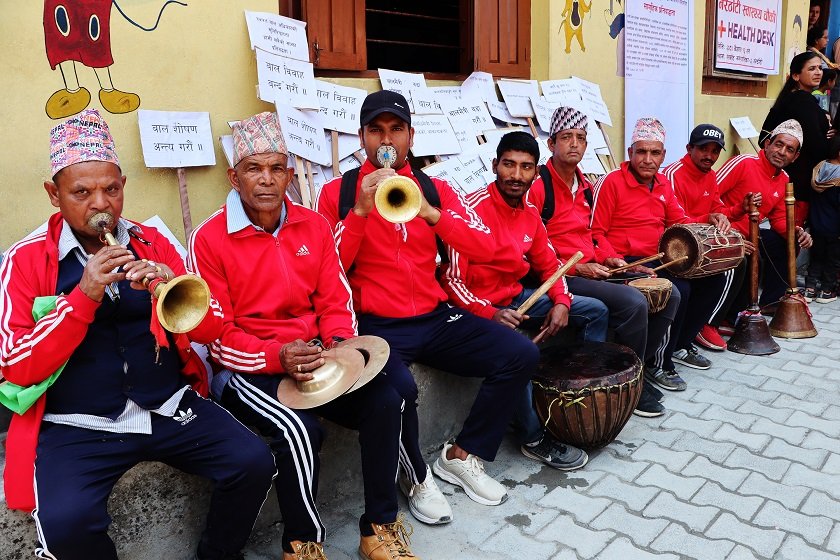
[0,296,68,414]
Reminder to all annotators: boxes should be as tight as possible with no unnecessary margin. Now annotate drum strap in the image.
[538,165,594,225]
[338,166,449,264]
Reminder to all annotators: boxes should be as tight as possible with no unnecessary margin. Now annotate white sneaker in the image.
[399,466,453,525]
[432,442,508,506]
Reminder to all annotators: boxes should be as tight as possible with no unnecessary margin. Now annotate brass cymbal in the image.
[336,335,391,393]
[275,347,364,410]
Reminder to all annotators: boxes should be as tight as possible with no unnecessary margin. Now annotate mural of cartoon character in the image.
[561,0,592,53]
[43,0,186,120]
[605,0,625,77]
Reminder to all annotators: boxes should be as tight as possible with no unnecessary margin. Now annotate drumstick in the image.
[532,327,550,344]
[605,252,665,275]
[650,255,689,272]
[516,252,584,315]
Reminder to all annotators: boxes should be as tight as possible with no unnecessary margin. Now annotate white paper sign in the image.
[456,154,488,195]
[275,103,330,166]
[580,150,607,175]
[482,127,524,150]
[410,88,443,115]
[244,11,309,62]
[430,86,463,101]
[540,79,585,106]
[378,68,426,111]
[314,80,366,134]
[142,215,187,260]
[256,49,317,109]
[715,0,782,74]
[531,97,555,134]
[339,154,363,174]
[137,110,215,168]
[497,79,539,117]
[730,116,759,139]
[411,115,461,157]
[440,96,493,150]
[462,71,498,103]
[486,101,528,126]
[219,135,234,167]
[571,77,612,126]
[423,159,465,192]
[324,131,362,161]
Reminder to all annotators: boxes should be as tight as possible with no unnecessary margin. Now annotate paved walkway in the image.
[245,300,840,559]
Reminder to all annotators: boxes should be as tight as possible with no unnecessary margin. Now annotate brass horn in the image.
[373,145,422,224]
[89,212,212,333]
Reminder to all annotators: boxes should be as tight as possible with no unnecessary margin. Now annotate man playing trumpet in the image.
[0,109,277,560]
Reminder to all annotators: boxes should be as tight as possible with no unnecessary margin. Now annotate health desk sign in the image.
[714,0,782,74]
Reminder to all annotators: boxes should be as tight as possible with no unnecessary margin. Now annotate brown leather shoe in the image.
[283,541,327,560]
[358,513,419,559]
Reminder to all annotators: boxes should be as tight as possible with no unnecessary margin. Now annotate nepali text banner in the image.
[714,0,782,74]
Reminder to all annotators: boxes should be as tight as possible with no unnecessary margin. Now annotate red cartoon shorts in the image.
[44,0,113,69]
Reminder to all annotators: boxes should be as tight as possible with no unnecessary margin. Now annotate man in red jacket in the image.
[189,112,417,560]
[716,119,813,314]
[591,117,728,389]
[0,109,276,560]
[663,124,736,350]
[528,107,678,416]
[317,91,537,511]
[442,131,601,470]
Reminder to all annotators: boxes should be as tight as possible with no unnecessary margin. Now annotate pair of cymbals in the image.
[276,336,390,409]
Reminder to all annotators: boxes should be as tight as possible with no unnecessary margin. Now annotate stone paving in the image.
[244,300,840,559]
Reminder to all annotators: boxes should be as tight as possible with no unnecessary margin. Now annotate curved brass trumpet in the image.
[372,145,422,224]
[89,212,211,333]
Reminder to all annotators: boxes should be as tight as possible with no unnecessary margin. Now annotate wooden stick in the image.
[354,150,366,165]
[783,182,797,291]
[526,117,539,139]
[304,159,317,210]
[747,194,760,309]
[598,122,618,170]
[650,255,688,272]
[747,137,760,154]
[516,251,584,315]
[294,155,310,208]
[605,253,665,275]
[532,327,551,344]
[176,167,193,240]
[331,131,340,176]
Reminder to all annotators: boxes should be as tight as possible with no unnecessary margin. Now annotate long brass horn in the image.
[373,145,422,224]
[89,212,211,333]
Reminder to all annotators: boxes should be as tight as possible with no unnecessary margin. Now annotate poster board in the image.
[137,110,215,168]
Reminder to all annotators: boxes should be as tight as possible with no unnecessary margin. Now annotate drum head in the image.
[659,226,698,275]
[534,341,641,391]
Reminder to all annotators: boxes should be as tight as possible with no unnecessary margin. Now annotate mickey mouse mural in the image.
[43,1,187,120]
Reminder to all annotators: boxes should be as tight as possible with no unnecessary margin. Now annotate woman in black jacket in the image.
[761,51,834,224]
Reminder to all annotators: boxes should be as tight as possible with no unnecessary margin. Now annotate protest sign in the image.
[256,49,318,109]
[137,110,215,168]
[244,11,310,61]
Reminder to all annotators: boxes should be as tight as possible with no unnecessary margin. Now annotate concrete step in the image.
[0,365,482,559]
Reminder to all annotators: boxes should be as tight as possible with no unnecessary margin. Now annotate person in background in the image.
[804,135,840,303]
[813,68,837,112]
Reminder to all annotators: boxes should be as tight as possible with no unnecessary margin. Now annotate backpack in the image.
[338,167,449,263]
[537,165,593,225]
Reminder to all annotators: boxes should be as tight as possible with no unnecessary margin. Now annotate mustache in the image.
[502,180,529,187]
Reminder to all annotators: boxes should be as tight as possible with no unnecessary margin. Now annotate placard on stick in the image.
[411,115,461,157]
[256,49,318,109]
[275,103,330,166]
[244,11,310,62]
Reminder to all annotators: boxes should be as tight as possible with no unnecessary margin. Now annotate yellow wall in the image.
[0,0,278,249]
[0,1,809,249]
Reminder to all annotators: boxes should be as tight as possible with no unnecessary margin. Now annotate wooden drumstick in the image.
[516,251,584,315]
[605,252,665,275]
[650,255,689,272]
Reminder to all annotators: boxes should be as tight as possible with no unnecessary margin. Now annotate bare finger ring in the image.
[297,364,302,372]
[147,261,156,267]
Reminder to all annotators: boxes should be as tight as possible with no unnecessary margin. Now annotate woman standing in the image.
[762,51,834,225]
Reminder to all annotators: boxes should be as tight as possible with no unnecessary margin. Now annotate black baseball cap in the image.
[360,90,412,127]
[689,124,725,149]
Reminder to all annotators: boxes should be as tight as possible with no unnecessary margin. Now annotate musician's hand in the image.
[796,226,813,249]
[353,168,396,217]
[417,193,442,226]
[280,339,324,381]
[742,192,762,213]
[709,213,731,234]
[492,308,526,329]
[79,244,134,302]
[827,127,837,140]
[743,239,756,255]
[603,257,627,269]
[542,304,569,336]
[630,264,657,276]
[574,262,612,279]
[123,259,175,291]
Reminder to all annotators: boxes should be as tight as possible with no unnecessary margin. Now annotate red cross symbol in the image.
[718,21,727,38]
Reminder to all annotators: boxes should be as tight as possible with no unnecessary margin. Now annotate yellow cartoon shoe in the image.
[99,88,141,114]
[45,87,92,120]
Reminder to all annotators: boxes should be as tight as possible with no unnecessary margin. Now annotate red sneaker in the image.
[695,324,727,351]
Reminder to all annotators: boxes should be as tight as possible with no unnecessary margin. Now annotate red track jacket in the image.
[527,161,598,271]
[188,200,356,374]
[441,182,572,319]
[715,152,788,237]
[663,154,727,222]
[316,160,492,318]
[0,213,222,511]
[590,162,689,259]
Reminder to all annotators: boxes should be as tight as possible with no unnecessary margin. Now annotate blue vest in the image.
[46,250,183,418]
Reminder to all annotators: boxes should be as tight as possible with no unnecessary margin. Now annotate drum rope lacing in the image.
[532,378,640,430]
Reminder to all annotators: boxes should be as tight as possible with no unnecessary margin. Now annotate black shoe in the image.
[521,433,589,470]
[816,290,837,304]
[644,379,664,402]
[634,384,665,417]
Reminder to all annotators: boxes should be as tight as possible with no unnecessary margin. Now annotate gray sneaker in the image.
[672,345,712,370]
[645,366,687,391]
[520,433,588,471]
